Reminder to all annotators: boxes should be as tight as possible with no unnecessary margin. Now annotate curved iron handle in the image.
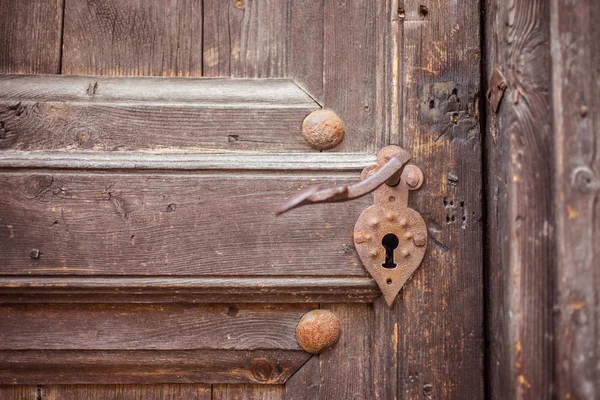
[276,149,411,215]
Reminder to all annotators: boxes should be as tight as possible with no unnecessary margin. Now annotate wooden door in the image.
[0,0,483,398]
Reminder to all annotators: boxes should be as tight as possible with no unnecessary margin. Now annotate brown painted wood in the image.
[323,0,377,154]
[319,304,372,399]
[213,384,284,400]
[43,384,211,399]
[0,76,318,152]
[62,0,203,76]
[202,0,288,78]
[0,172,369,277]
[0,0,63,74]
[0,386,37,400]
[0,304,309,350]
[0,350,309,385]
[484,1,554,398]
[398,0,484,398]
[551,0,600,398]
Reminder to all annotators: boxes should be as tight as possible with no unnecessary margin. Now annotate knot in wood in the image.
[296,309,340,354]
[302,110,345,150]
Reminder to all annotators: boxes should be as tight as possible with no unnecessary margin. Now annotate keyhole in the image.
[382,233,399,269]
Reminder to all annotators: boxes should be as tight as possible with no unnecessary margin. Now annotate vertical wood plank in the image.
[284,356,320,400]
[551,0,600,398]
[289,0,324,103]
[484,1,554,398]
[0,0,63,74]
[323,0,377,153]
[319,304,372,400]
[372,297,397,400]
[400,1,484,398]
[62,0,203,76]
[43,384,211,399]
[202,0,288,78]
[0,386,38,400]
[212,384,284,400]
[375,0,402,149]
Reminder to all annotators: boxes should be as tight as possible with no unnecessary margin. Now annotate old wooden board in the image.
[396,1,485,398]
[484,1,555,398]
[0,76,319,152]
[62,0,203,76]
[0,0,63,74]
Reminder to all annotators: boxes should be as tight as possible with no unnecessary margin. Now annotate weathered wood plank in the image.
[289,0,324,104]
[399,1,484,398]
[284,356,320,400]
[0,304,310,350]
[42,384,211,400]
[323,0,377,153]
[375,0,402,149]
[202,0,288,78]
[551,0,600,398]
[0,173,369,277]
[0,75,318,152]
[319,304,372,399]
[0,151,374,171]
[0,0,63,74]
[0,350,309,384]
[0,385,38,400]
[484,1,554,398]
[0,277,379,304]
[62,0,203,76]
[213,384,284,400]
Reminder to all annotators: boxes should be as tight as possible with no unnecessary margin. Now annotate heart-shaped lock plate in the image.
[353,146,427,306]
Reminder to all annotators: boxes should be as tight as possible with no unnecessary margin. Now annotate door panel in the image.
[0,0,484,399]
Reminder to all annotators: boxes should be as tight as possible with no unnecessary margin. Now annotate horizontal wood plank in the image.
[42,384,211,400]
[0,151,375,171]
[0,303,310,350]
[0,75,319,152]
[0,173,369,277]
[0,350,309,385]
[0,277,379,304]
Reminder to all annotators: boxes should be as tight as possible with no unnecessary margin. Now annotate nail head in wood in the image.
[295,309,340,354]
[302,109,345,150]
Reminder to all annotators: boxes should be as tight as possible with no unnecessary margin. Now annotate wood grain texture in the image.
[0,75,318,152]
[284,356,320,400]
[0,151,375,171]
[399,1,484,398]
[0,386,37,399]
[0,276,379,304]
[484,1,554,398]
[289,0,324,104]
[0,0,63,74]
[62,0,203,76]
[0,173,369,277]
[323,0,377,153]
[0,304,309,350]
[42,384,211,399]
[319,304,371,399]
[0,350,309,385]
[213,384,284,400]
[551,0,600,398]
[375,0,401,149]
[202,0,288,78]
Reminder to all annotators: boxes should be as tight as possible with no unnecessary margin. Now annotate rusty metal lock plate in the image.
[353,146,427,306]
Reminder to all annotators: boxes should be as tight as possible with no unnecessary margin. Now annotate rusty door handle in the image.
[276,145,427,306]
[276,147,412,215]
